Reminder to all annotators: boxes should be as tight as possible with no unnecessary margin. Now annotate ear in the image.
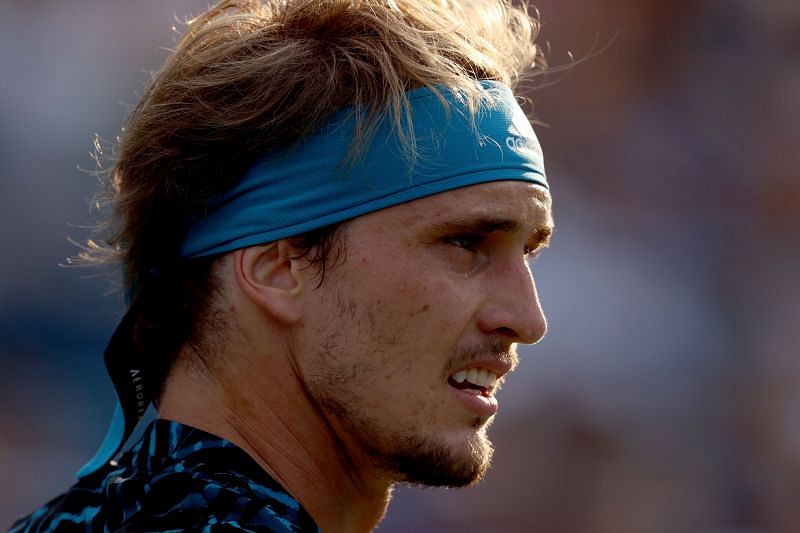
[232,241,304,324]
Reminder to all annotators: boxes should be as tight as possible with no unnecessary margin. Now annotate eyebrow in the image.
[431,216,554,246]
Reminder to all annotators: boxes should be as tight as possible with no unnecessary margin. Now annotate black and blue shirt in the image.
[9,419,319,532]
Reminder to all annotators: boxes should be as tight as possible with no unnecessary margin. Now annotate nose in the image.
[476,257,547,345]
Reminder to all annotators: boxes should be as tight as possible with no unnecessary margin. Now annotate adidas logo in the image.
[506,136,538,152]
[505,111,540,156]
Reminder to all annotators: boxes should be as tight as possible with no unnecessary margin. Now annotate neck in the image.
[158,336,392,532]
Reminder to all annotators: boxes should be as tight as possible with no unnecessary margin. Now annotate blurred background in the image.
[1,1,798,531]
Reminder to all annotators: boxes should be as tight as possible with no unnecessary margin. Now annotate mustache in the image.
[446,338,519,374]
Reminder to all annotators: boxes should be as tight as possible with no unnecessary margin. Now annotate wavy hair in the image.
[79,0,544,389]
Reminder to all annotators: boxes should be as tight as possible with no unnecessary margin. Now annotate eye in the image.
[447,234,484,251]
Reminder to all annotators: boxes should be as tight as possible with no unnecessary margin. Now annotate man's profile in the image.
[10,0,554,531]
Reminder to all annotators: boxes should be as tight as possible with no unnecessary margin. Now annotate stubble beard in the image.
[306,340,499,488]
[374,418,495,488]
[302,288,517,487]
[311,381,495,488]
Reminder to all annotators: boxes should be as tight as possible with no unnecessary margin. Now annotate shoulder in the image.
[11,421,318,532]
[113,465,317,532]
[10,469,317,533]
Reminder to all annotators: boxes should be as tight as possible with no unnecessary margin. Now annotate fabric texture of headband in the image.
[77,79,548,479]
[181,79,547,258]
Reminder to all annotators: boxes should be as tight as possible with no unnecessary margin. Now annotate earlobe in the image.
[232,241,304,323]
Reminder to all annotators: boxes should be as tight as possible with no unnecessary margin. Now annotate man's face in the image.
[292,181,553,487]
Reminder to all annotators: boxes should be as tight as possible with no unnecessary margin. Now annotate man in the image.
[11,0,553,531]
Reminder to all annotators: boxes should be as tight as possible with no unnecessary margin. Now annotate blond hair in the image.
[88,0,542,280]
[81,0,543,385]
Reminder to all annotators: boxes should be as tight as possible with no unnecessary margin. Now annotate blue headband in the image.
[77,80,547,479]
[181,80,547,258]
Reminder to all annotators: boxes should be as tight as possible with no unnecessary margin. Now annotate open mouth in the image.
[447,368,499,398]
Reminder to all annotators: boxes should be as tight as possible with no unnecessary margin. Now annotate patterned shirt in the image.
[9,419,319,532]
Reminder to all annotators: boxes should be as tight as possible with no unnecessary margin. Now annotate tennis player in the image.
[11,0,553,530]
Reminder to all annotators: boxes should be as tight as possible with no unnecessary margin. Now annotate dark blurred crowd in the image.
[1,1,798,531]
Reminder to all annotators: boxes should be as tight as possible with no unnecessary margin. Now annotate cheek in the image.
[396,275,475,326]
[324,253,479,364]
[364,277,473,360]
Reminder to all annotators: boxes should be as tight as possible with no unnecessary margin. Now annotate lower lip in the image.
[448,385,499,417]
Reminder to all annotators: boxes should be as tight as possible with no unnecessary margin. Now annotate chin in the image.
[379,425,495,488]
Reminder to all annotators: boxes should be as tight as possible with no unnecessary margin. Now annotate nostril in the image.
[495,326,516,337]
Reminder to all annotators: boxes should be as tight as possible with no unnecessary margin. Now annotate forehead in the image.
[352,181,553,235]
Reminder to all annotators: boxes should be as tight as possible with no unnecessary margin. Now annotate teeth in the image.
[450,368,499,389]
[479,369,499,388]
[452,369,468,383]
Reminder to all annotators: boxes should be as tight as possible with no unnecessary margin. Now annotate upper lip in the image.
[448,358,514,380]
